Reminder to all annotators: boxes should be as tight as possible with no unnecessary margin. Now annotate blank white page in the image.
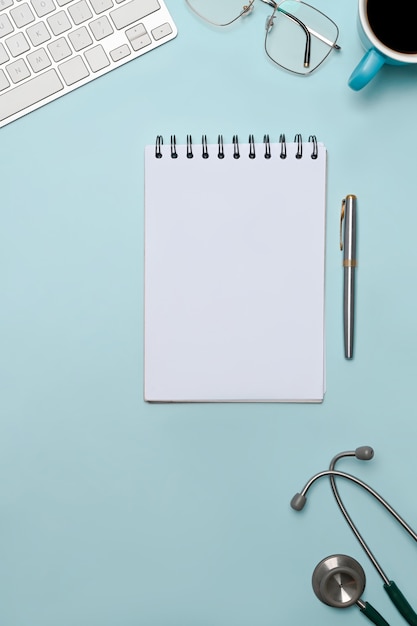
[144,136,327,402]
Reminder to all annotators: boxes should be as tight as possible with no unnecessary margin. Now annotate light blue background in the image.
[2,1,417,625]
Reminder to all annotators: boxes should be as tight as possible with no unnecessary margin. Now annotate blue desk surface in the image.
[2,2,417,625]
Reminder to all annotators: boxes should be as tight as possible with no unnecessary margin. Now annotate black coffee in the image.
[367,0,417,54]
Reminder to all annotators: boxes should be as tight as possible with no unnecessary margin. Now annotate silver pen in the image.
[340,195,357,359]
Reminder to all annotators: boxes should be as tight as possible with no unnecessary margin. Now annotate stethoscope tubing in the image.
[360,600,390,626]
[293,468,417,545]
[330,452,390,584]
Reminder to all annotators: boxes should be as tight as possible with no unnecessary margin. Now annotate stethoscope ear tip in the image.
[290,492,306,510]
[355,446,374,461]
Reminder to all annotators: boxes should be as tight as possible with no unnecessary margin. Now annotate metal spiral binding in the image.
[295,134,303,159]
[186,135,193,158]
[279,134,287,159]
[249,134,256,159]
[155,135,163,158]
[202,135,209,159]
[309,135,318,159]
[264,134,271,159]
[232,135,240,159]
[155,134,319,159]
[170,135,178,159]
[218,135,225,159]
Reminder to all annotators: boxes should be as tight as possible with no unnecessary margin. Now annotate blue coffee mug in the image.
[348,0,417,91]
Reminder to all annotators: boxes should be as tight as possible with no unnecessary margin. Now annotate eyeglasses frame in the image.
[185,0,340,75]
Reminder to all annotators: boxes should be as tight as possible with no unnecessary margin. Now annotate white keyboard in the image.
[0,0,177,128]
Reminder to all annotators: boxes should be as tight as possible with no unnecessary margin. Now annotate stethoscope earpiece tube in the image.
[360,601,390,626]
[384,581,417,626]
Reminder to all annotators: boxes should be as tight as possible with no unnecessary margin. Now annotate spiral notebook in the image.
[144,134,327,403]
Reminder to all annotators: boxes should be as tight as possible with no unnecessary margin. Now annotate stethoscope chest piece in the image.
[312,554,366,608]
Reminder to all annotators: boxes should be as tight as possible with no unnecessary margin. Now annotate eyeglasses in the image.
[185,0,340,75]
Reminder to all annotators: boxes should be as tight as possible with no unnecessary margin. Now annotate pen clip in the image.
[340,198,346,251]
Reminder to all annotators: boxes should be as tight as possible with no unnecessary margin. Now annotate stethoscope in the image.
[291,446,417,626]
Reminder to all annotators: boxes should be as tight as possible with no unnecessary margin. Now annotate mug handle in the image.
[348,48,385,90]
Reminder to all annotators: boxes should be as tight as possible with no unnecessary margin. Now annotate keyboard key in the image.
[68,25,92,51]
[109,0,159,30]
[89,15,113,41]
[47,10,71,35]
[0,0,13,10]
[84,43,109,71]
[6,32,30,57]
[31,0,56,17]
[68,0,92,24]
[58,53,89,84]
[27,46,52,71]
[6,57,30,82]
[126,22,145,39]
[26,21,51,45]
[0,68,63,121]
[10,3,35,27]
[151,21,172,41]
[48,36,71,60]
[109,43,129,61]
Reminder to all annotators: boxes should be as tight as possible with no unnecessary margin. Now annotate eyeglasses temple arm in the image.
[309,27,341,49]
[277,7,311,67]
